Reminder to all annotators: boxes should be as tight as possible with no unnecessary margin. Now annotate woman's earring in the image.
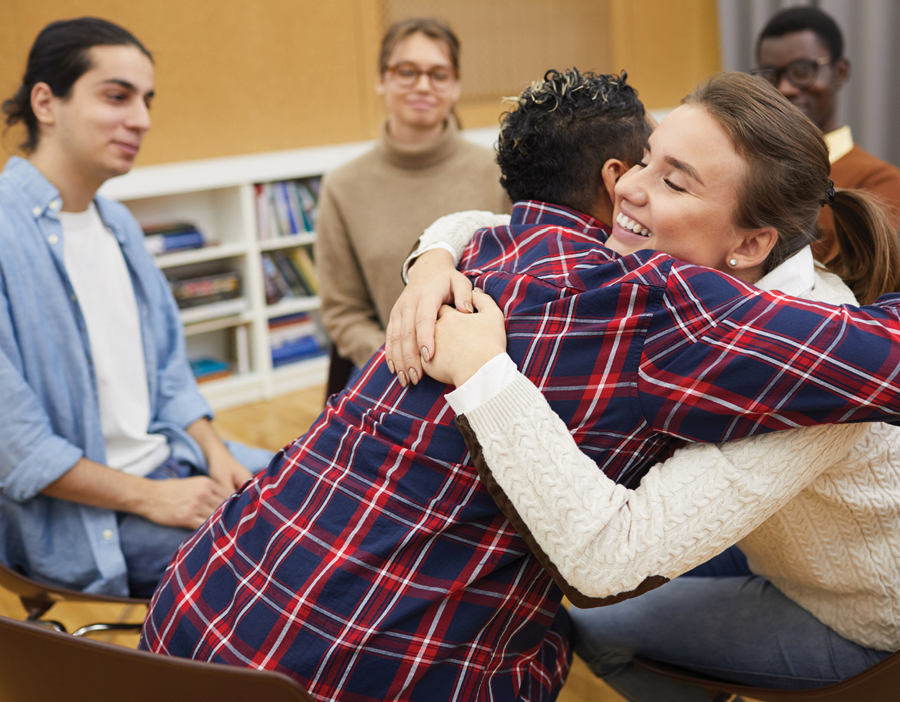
[729,258,738,267]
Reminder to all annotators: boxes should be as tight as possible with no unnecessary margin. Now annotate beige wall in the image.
[0,0,720,168]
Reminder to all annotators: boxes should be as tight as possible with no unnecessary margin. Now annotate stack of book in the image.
[255,177,321,240]
[189,357,232,383]
[261,247,319,304]
[269,313,327,367]
[168,270,242,310]
[143,221,205,254]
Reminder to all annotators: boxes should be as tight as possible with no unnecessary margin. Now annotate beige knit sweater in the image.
[458,265,900,651]
[315,118,509,368]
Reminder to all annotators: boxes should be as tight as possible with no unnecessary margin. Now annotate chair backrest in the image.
[0,559,144,617]
[0,614,314,702]
[634,651,900,702]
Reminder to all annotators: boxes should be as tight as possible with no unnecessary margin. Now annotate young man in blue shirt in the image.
[0,17,270,597]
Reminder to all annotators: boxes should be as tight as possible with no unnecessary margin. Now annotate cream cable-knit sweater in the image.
[409,210,900,651]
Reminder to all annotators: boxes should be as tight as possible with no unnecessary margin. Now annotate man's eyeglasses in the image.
[386,62,457,91]
[750,56,833,89]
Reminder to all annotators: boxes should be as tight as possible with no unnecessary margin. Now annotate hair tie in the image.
[823,179,836,207]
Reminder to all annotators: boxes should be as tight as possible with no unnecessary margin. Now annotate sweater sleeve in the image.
[315,178,386,368]
[402,211,511,283]
[456,372,867,608]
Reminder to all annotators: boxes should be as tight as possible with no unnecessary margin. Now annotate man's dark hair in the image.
[496,69,650,216]
[756,6,844,62]
[2,17,152,152]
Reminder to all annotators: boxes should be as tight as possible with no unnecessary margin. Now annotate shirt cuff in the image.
[445,352,518,415]
[402,242,459,284]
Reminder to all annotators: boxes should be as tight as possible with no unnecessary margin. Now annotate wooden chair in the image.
[0,614,314,702]
[326,342,355,398]
[633,651,900,701]
[0,560,148,636]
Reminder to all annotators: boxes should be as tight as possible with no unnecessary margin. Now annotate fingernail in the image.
[387,359,395,374]
[398,370,407,387]
[464,302,474,313]
[409,368,418,385]
[473,287,482,294]
[421,346,430,363]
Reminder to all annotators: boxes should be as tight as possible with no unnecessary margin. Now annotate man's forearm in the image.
[41,452,231,531]
[186,417,230,464]
[41,457,150,514]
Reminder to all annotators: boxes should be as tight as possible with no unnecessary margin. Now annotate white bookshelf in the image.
[98,127,501,410]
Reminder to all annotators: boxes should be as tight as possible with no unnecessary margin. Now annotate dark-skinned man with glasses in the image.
[753,6,900,262]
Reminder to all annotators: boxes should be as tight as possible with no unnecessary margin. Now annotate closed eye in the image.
[664,178,685,193]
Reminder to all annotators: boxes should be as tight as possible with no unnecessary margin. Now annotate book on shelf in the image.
[261,251,318,303]
[272,251,313,296]
[268,312,327,367]
[254,176,321,239]
[261,253,293,303]
[288,247,318,294]
[143,221,205,254]
[189,357,232,383]
[168,270,242,309]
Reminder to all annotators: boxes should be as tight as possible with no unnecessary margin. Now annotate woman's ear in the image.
[731,227,778,269]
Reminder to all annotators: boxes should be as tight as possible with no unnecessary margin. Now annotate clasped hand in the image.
[385,249,507,388]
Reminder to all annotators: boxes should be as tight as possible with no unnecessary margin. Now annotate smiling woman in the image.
[313,17,509,390]
[391,71,900,701]
[606,104,759,276]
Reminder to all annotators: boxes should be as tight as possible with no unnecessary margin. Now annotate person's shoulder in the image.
[833,145,900,188]
[452,136,499,170]
[94,193,141,231]
[807,264,859,306]
[321,146,381,191]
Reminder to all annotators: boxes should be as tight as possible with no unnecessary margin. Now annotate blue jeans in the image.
[570,547,891,702]
[118,445,273,597]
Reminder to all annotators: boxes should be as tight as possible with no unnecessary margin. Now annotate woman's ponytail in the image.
[825,189,900,305]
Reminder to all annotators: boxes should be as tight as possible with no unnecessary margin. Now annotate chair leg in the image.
[72,622,144,637]
[23,615,67,634]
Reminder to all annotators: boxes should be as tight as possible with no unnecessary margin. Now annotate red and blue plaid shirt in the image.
[142,202,900,701]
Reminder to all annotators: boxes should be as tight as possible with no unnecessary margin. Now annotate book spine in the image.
[261,253,294,299]
[289,247,319,294]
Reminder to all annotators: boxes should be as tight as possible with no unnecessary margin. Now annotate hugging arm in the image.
[456,368,866,607]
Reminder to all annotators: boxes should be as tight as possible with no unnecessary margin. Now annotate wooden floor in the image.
[0,384,624,702]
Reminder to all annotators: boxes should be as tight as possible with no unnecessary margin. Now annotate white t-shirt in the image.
[60,204,170,476]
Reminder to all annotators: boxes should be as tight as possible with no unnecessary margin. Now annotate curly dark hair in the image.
[497,69,650,215]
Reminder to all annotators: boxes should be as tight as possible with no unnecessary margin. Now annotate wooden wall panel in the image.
[609,0,721,109]
[0,0,384,166]
[0,0,720,168]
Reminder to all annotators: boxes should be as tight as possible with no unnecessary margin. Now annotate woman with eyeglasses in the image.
[314,18,509,393]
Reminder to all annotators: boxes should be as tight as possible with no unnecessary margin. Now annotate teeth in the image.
[616,213,652,237]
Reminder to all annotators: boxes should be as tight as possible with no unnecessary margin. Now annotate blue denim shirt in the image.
[0,157,214,595]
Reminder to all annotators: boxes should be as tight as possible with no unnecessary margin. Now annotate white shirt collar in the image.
[825,125,854,164]
[755,245,815,296]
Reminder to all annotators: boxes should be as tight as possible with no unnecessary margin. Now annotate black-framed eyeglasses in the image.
[385,62,458,91]
[750,56,833,89]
